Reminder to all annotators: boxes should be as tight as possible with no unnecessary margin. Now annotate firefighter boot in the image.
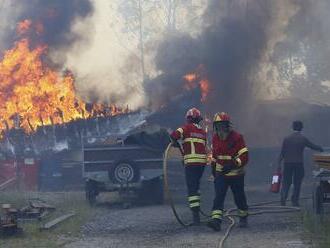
[207,218,221,231]
[192,210,200,225]
[238,216,248,228]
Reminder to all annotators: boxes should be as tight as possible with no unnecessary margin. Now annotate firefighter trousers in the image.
[211,175,248,219]
[185,165,205,212]
[280,163,304,205]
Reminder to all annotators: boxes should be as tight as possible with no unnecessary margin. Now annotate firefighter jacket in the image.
[170,123,207,166]
[212,130,248,177]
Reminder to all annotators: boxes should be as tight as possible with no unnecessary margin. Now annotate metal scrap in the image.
[40,212,76,230]
[18,200,55,220]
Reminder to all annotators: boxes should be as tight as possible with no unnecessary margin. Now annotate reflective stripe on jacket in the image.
[171,123,207,166]
[212,130,248,177]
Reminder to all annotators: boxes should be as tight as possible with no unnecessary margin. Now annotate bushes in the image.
[302,211,330,248]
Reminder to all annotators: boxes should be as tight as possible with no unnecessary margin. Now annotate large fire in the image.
[183,65,210,102]
[0,20,127,134]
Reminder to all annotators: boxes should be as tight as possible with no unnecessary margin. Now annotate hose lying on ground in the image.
[218,205,301,248]
[163,143,304,248]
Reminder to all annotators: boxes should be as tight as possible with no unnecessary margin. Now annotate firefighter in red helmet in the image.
[170,107,207,225]
[207,112,249,231]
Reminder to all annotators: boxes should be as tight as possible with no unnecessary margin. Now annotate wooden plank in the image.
[30,201,55,210]
[38,210,50,221]
[40,212,75,230]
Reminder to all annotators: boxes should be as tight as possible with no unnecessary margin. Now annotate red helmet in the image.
[213,112,231,123]
[186,108,202,123]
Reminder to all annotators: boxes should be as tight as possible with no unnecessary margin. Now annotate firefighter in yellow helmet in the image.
[207,112,249,231]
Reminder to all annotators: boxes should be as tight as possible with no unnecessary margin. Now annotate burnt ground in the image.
[63,150,316,248]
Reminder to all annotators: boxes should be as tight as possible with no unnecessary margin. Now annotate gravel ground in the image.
[64,182,311,248]
[64,155,314,248]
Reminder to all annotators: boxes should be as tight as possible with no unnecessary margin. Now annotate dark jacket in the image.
[279,132,323,164]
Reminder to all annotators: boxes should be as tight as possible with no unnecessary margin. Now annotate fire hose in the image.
[163,142,199,226]
[163,143,302,248]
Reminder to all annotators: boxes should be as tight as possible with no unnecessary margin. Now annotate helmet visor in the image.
[214,121,231,133]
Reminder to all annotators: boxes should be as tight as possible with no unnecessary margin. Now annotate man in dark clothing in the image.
[278,121,323,206]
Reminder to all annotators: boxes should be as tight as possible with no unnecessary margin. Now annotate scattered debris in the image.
[18,200,55,220]
[0,204,22,236]
[38,210,50,221]
[29,200,56,210]
[0,198,57,236]
[40,212,76,231]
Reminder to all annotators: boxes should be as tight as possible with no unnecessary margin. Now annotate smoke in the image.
[0,0,149,109]
[62,0,146,109]
[256,0,330,105]
[144,0,330,148]
[146,0,273,118]
[148,0,330,112]
[2,0,330,118]
[255,0,299,100]
[144,33,201,110]
[0,0,93,50]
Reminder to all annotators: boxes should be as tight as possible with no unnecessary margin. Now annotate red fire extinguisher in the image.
[270,169,282,193]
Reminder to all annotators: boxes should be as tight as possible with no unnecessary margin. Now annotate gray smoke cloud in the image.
[0,0,93,50]
[146,0,272,119]
[146,0,330,147]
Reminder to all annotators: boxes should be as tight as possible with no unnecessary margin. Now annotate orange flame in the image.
[183,65,211,102]
[17,20,32,35]
[0,20,127,134]
[183,73,197,82]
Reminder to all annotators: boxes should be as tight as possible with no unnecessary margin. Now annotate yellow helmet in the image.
[213,112,231,123]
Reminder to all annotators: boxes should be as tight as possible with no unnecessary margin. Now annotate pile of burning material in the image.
[0,18,139,158]
[313,153,330,170]
[0,110,149,159]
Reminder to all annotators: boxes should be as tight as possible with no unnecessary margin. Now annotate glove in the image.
[232,157,240,167]
[170,137,181,148]
[171,140,181,148]
[222,163,236,175]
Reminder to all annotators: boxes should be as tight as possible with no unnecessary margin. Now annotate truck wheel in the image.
[110,161,139,184]
[313,185,323,214]
[139,177,164,205]
[85,181,98,206]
